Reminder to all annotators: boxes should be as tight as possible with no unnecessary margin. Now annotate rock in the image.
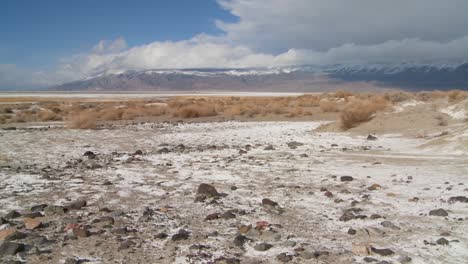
[24,218,42,230]
[363,257,378,262]
[340,176,354,182]
[134,150,143,155]
[262,198,278,207]
[339,212,355,222]
[324,191,333,197]
[255,221,270,229]
[0,241,25,256]
[381,221,400,230]
[429,209,448,217]
[195,183,220,202]
[0,217,6,225]
[119,240,136,250]
[371,247,394,256]
[0,229,16,241]
[83,151,96,159]
[299,251,315,259]
[398,255,412,263]
[205,213,219,221]
[231,186,238,190]
[155,232,168,239]
[254,242,273,251]
[264,145,275,150]
[283,240,297,247]
[221,211,236,219]
[436,238,449,245]
[352,243,370,255]
[4,211,21,219]
[30,204,48,212]
[448,196,468,203]
[368,184,381,191]
[238,225,252,234]
[367,135,378,141]
[157,147,170,154]
[276,253,293,262]
[44,205,66,215]
[64,200,87,210]
[22,211,43,218]
[172,229,190,241]
[233,235,249,247]
[348,228,357,235]
[112,227,128,235]
[73,226,90,238]
[287,141,304,149]
[440,232,451,236]
[370,214,382,219]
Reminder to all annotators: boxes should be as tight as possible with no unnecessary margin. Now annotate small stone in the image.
[262,198,278,206]
[157,147,170,154]
[31,204,48,212]
[340,176,354,182]
[371,247,394,256]
[352,244,370,255]
[73,226,90,238]
[429,209,448,217]
[320,187,328,192]
[276,253,293,262]
[4,211,21,219]
[368,184,381,191]
[134,150,143,155]
[436,238,449,245]
[155,232,168,239]
[440,232,450,236]
[64,200,87,210]
[231,186,238,190]
[339,212,355,222]
[408,197,419,202]
[324,191,333,197]
[254,242,273,251]
[83,151,96,159]
[22,211,43,218]
[370,214,382,219]
[119,240,136,250]
[381,221,400,230]
[205,213,219,221]
[44,205,66,215]
[264,145,275,150]
[367,135,378,141]
[172,229,190,241]
[233,235,249,247]
[363,257,378,262]
[448,196,468,203]
[195,183,220,201]
[24,217,42,230]
[221,211,236,219]
[0,241,25,256]
[112,227,128,235]
[348,228,357,235]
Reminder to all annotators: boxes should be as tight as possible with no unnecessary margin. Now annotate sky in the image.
[1,0,468,89]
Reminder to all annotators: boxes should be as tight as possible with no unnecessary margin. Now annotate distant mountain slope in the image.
[49,63,468,91]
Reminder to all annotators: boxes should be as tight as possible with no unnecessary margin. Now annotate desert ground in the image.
[0,91,467,264]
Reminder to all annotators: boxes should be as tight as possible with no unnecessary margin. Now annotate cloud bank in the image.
[2,0,468,88]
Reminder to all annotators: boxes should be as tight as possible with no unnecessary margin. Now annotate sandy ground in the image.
[0,120,467,264]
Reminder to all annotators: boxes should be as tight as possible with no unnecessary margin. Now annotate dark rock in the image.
[4,211,21,219]
[448,196,468,203]
[368,184,382,191]
[324,191,333,197]
[429,209,448,217]
[44,205,66,215]
[340,176,354,182]
[0,217,7,225]
[287,141,304,149]
[276,253,293,262]
[339,212,355,222]
[363,257,378,262]
[347,228,357,235]
[22,211,43,218]
[230,186,238,190]
[398,255,412,263]
[155,232,168,239]
[73,226,90,238]
[233,235,249,247]
[134,150,143,155]
[254,242,273,251]
[381,221,400,230]
[83,151,96,159]
[172,229,190,241]
[30,204,48,212]
[262,198,278,207]
[370,214,382,219]
[205,213,219,221]
[112,227,128,235]
[64,200,87,210]
[0,242,25,256]
[436,238,449,245]
[119,240,136,250]
[264,145,275,150]
[221,211,236,219]
[320,187,328,192]
[157,147,170,154]
[367,135,378,141]
[195,183,220,202]
[371,247,394,256]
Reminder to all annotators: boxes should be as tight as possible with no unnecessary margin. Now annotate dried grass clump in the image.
[67,110,97,129]
[172,105,217,118]
[340,96,390,130]
[448,90,468,102]
[319,100,339,112]
[38,110,62,121]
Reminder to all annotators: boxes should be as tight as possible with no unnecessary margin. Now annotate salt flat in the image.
[0,121,467,263]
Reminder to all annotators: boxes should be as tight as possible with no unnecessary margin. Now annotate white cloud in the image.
[2,0,468,87]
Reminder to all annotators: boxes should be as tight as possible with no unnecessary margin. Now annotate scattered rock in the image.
[381,221,400,230]
[352,243,370,255]
[30,204,48,212]
[134,150,143,155]
[448,196,468,203]
[348,228,357,235]
[299,251,314,259]
[324,191,333,197]
[368,184,382,191]
[205,213,219,221]
[398,255,412,263]
[367,135,378,141]
[363,257,378,262]
[370,214,382,219]
[340,176,354,182]
[73,226,90,238]
[276,253,293,262]
[44,205,66,215]
[262,198,278,207]
[233,235,249,247]
[157,147,170,154]
[0,241,25,256]
[371,247,394,256]
[254,242,273,251]
[155,232,168,239]
[83,151,96,159]
[221,211,236,219]
[238,225,252,234]
[195,183,220,202]
[24,217,42,230]
[4,211,21,219]
[436,238,449,245]
[22,211,43,218]
[230,186,238,190]
[264,145,275,150]
[64,200,87,210]
[172,229,190,241]
[339,212,355,222]
[429,209,448,217]
[119,240,136,250]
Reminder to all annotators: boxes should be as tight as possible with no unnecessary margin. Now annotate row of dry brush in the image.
[0,90,467,130]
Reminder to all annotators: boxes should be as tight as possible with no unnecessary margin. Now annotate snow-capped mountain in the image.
[49,63,468,91]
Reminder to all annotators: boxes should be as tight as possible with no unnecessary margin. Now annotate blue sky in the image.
[1,0,468,89]
[0,0,235,70]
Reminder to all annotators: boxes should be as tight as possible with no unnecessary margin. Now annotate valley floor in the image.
[0,121,467,263]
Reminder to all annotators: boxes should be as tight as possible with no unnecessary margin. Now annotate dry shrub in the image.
[296,94,320,107]
[99,108,124,121]
[435,115,448,126]
[67,111,97,129]
[448,90,468,102]
[384,91,413,103]
[333,90,353,99]
[319,100,339,112]
[172,105,217,118]
[38,110,62,121]
[340,96,389,130]
[0,115,6,124]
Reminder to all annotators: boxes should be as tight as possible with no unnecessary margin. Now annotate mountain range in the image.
[49,63,468,92]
